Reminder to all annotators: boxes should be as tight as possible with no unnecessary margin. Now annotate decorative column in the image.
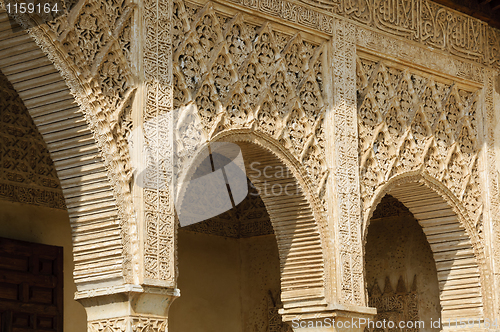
[483,69,500,320]
[292,17,375,331]
[77,0,179,330]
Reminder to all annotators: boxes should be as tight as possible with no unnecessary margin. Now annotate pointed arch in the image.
[196,129,332,311]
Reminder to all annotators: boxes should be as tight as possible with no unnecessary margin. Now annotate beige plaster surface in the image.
[170,230,281,332]
[169,230,243,332]
[0,199,87,332]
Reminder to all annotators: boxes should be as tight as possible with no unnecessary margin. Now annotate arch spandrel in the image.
[171,0,334,312]
[357,54,485,255]
[172,0,329,213]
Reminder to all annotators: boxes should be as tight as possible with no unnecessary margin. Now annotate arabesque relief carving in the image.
[88,317,167,332]
[142,0,176,283]
[357,55,483,242]
[2,0,500,322]
[224,0,500,69]
[43,0,135,188]
[0,72,65,209]
[366,276,419,332]
[1,0,140,285]
[172,0,329,208]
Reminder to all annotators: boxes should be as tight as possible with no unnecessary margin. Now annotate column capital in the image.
[77,285,179,330]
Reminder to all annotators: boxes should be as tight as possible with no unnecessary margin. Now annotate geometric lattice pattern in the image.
[0,72,65,209]
[357,56,483,236]
[173,0,328,205]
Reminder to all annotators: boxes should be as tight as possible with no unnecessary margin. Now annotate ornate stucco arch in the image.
[208,129,332,311]
[0,5,139,289]
[0,4,180,330]
[355,49,492,321]
[363,172,486,321]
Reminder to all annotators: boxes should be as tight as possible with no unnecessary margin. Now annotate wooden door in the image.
[0,237,63,332]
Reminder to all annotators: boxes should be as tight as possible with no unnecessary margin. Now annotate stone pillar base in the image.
[76,285,180,332]
[281,304,376,332]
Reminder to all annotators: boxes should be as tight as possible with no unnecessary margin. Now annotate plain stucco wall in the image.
[170,230,243,332]
[170,230,281,332]
[365,214,441,332]
[0,199,87,332]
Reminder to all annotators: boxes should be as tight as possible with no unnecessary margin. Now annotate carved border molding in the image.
[142,0,176,284]
[88,316,167,332]
[330,19,364,306]
[483,70,500,317]
[219,0,500,70]
[223,0,335,34]
[355,26,486,84]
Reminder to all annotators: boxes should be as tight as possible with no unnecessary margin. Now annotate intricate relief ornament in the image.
[10,0,139,284]
[0,73,65,209]
[332,20,364,306]
[172,1,328,205]
[301,0,500,69]
[88,317,167,332]
[143,0,175,283]
[214,0,500,70]
[357,55,483,239]
[366,276,419,332]
[483,71,500,316]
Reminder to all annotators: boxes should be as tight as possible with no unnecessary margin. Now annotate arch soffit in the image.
[213,129,326,222]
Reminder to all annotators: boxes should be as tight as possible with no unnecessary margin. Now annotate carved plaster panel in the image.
[143,0,176,283]
[172,0,329,209]
[483,70,500,317]
[331,19,364,306]
[366,276,419,332]
[0,72,65,209]
[357,54,484,243]
[220,0,500,70]
[0,0,140,285]
[88,317,167,332]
